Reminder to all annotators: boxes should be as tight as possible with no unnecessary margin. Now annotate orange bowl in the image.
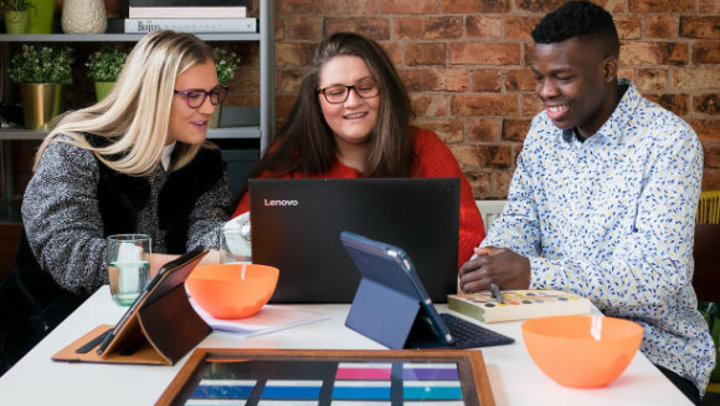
[186,263,279,319]
[521,315,643,388]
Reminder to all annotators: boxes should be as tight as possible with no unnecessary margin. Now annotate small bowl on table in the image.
[521,315,643,388]
[186,263,279,319]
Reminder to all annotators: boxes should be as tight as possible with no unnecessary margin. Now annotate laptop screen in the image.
[249,178,460,303]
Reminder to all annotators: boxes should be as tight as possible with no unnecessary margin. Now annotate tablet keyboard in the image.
[440,313,515,348]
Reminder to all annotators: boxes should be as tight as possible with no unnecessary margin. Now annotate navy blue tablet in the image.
[340,231,514,349]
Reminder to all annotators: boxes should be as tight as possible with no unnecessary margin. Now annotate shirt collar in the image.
[561,78,639,144]
[161,141,176,171]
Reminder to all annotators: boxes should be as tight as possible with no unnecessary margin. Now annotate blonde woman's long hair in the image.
[34,30,215,176]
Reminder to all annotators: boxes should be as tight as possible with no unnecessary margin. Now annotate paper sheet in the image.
[115,241,144,294]
[190,301,329,337]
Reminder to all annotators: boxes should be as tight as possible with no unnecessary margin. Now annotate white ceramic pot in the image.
[61,0,107,34]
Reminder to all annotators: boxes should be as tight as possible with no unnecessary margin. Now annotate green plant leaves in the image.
[9,44,74,84]
[213,47,241,84]
[86,46,128,82]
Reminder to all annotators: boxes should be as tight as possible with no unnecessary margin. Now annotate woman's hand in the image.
[200,249,220,264]
[148,249,221,278]
[149,253,179,277]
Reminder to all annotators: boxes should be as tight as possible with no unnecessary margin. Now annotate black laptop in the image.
[249,178,460,303]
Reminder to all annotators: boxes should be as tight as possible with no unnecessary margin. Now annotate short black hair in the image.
[531,1,619,57]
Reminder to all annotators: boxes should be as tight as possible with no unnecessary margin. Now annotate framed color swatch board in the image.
[157,349,495,406]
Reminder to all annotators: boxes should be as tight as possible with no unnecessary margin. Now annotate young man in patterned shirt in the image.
[458,1,714,403]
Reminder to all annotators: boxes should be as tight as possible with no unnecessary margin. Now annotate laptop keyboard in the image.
[440,313,515,348]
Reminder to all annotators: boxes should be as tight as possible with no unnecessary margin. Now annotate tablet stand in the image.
[53,250,211,365]
[132,283,211,363]
[345,278,438,349]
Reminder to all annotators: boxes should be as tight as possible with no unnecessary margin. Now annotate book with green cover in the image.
[447,290,592,323]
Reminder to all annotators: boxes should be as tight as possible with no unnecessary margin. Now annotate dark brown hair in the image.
[245,32,415,183]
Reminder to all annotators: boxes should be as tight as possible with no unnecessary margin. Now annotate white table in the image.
[0,286,690,405]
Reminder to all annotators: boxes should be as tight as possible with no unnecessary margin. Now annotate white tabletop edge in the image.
[0,286,691,406]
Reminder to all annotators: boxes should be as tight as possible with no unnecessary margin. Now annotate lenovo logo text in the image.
[263,199,299,207]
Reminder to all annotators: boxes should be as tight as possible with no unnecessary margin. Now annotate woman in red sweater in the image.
[233,32,484,265]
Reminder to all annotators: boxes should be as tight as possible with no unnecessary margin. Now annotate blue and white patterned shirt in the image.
[481,80,715,394]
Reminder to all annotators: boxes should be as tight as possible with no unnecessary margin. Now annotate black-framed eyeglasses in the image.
[317,79,380,104]
[173,85,229,109]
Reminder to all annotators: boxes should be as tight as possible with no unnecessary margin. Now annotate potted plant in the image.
[210,47,241,128]
[8,44,74,130]
[1,0,35,34]
[86,46,127,101]
[26,0,55,34]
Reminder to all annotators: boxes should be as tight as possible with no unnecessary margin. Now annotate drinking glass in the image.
[107,234,152,306]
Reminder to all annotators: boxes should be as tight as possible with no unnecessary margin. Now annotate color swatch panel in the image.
[331,381,391,400]
[403,363,463,402]
[184,360,467,405]
[261,380,323,399]
[403,380,463,400]
[403,363,460,381]
[335,362,392,380]
[332,362,391,401]
[185,400,249,406]
[187,379,255,405]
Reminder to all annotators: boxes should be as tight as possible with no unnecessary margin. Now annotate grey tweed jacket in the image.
[21,137,231,296]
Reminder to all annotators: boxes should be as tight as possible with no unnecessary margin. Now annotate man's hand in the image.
[458,247,531,293]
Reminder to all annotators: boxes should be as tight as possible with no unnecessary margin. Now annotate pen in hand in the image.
[470,249,505,303]
[490,283,505,304]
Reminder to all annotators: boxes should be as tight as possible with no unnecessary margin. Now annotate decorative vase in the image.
[94,81,114,101]
[4,11,29,34]
[61,0,106,34]
[19,83,66,130]
[27,0,56,34]
[208,104,222,129]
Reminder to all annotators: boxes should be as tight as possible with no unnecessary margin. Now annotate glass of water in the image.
[107,234,152,306]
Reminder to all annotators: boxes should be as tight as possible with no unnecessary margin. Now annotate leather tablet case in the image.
[53,249,211,366]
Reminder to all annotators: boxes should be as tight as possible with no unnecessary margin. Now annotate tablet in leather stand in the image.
[53,249,211,366]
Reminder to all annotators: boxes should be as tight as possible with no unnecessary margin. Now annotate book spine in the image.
[447,296,488,323]
[124,18,257,34]
[129,6,246,18]
[129,0,247,7]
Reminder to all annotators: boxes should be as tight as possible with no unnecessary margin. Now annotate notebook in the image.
[249,178,460,303]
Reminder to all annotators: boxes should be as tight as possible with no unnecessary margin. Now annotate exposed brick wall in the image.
[274,0,720,198]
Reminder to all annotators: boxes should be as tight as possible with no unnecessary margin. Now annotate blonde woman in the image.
[0,31,230,375]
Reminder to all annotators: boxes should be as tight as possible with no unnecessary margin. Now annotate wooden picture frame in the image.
[157,348,495,406]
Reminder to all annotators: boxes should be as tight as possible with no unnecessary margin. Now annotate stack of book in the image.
[124,0,256,34]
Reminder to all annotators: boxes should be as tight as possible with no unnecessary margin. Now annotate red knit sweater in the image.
[232,128,486,265]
